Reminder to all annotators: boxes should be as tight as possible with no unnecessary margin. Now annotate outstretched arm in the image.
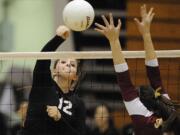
[95,14,125,65]
[95,14,137,101]
[134,5,156,61]
[94,14,155,121]
[32,26,70,87]
[134,5,168,95]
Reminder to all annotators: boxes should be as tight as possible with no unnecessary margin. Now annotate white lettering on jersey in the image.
[58,98,72,116]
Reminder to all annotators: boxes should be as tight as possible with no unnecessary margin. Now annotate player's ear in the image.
[52,69,58,78]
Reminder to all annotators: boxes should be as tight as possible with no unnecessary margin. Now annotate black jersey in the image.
[22,36,86,135]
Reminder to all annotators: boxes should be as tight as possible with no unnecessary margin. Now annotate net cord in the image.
[0,50,180,60]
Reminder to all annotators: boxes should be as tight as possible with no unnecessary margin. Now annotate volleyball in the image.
[63,0,95,31]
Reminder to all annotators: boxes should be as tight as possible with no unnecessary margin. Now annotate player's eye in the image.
[71,64,75,67]
[61,61,66,64]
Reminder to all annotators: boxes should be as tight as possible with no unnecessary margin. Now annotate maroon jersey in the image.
[115,61,167,135]
[146,66,168,96]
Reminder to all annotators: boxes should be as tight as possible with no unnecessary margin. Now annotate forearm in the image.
[34,35,64,70]
[109,39,126,65]
[110,39,138,101]
[143,33,157,61]
[117,71,138,101]
[33,35,64,86]
[41,35,64,52]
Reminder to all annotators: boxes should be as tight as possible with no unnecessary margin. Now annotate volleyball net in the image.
[0,50,180,131]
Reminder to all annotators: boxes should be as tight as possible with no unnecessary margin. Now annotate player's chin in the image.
[63,72,76,80]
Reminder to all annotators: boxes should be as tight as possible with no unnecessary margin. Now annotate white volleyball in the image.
[63,0,95,31]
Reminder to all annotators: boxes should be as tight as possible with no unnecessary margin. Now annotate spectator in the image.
[92,104,119,135]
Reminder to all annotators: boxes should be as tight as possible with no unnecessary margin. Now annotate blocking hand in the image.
[94,13,121,43]
[134,4,155,35]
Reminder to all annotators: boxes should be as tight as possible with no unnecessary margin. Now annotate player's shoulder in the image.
[74,94,83,102]
[71,94,85,107]
[70,93,82,102]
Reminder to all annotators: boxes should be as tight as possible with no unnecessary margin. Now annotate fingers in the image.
[109,13,114,25]
[148,7,155,21]
[116,19,121,30]
[147,7,155,22]
[56,25,70,39]
[48,111,55,116]
[62,28,70,39]
[150,13,155,21]
[94,28,104,34]
[141,4,147,19]
[94,13,121,40]
[47,106,57,112]
[47,105,51,111]
[95,14,119,29]
[63,31,70,39]
[46,106,61,121]
[94,22,105,34]
[147,7,154,17]
[95,23,106,30]
[96,13,117,28]
[134,18,141,26]
[47,106,59,118]
[101,15,109,26]
[154,118,163,128]
[140,4,155,22]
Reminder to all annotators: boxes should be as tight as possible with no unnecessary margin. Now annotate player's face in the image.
[55,59,78,80]
[94,106,109,128]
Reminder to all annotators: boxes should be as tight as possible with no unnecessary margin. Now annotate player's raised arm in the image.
[134,4,156,61]
[95,13,125,65]
[33,25,70,87]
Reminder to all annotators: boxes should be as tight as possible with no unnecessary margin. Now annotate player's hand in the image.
[47,105,61,121]
[134,4,155,35]
[56,25,70,40]
[154,118,163,128]
[94,13,121,43]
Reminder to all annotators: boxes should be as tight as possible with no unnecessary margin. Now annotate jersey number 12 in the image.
[58,98,72,116]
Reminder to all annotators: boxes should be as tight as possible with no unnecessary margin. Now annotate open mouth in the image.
[62,67,71,73]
